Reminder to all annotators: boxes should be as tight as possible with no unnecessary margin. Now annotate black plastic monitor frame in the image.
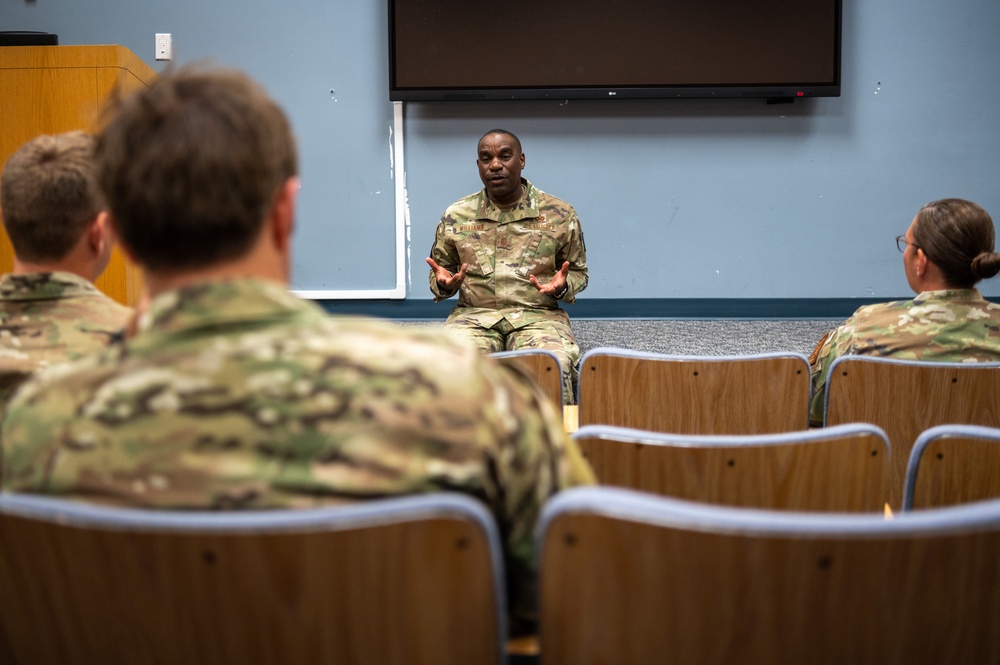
[388,1,842,103]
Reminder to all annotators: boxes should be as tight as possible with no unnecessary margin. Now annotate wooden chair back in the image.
[0,493,505,665]
[577,348,810,434]
[572,423,889,511]
[904,424,1000,511]
[538,487,1000,665]
[491,349,564,411]
[824,356,1000,508]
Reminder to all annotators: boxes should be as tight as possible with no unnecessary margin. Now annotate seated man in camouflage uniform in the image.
[0,131,132,407]
[0,66,594,634]
[809,198,1000,425]
[426,129,588,404]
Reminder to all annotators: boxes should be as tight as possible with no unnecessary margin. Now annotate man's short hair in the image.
[480,128,522,154]
[0,131,103,263]
[95,66,298,272]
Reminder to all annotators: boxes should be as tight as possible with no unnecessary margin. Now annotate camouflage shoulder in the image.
[5,351,109,410]
[68,296,133,329]
[535,193,579,223]
[524,180,574,209]
[0,273,76,299]
[442,190,484,222]
[295,314,484,364]
[848,299,909,326]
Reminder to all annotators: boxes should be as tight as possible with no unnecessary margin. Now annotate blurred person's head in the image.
[902,198,1000,292]
[1,131,115,280]
[95,65,299,290]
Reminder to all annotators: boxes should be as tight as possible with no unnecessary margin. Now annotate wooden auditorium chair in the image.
[903,424,1000,511]
[823,355,1000,508]
[571,423,889,511]
[577,347,811,434]
[537,486,1000,665]
[0,492,506,665]
[491,348,565,412]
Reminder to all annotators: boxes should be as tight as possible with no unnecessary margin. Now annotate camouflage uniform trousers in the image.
[446,314,580,404]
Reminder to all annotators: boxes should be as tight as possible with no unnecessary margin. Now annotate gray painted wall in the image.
[4,0,999,301]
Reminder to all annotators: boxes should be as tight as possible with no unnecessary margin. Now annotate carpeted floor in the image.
[569,319,841,358]
[400,319,842,358]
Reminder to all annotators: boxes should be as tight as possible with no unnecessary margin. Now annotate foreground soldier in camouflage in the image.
[809,198,1000,424]
[0,67,594,633]
[427,130,588,403]
[0,131,131,407]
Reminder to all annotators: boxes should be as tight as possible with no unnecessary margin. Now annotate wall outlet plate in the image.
[155,33,172,61]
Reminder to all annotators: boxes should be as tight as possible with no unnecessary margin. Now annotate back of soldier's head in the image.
[915,198,1000,288]
[0,131,102,264]
[95,65,298,273]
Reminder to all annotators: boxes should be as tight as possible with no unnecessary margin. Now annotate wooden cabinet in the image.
[0,45,154,307]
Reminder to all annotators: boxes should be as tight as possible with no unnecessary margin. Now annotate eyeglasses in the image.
[895,235,921,253]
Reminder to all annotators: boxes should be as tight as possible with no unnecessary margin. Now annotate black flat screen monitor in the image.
[0,31,58,46]
[389,0,842,101]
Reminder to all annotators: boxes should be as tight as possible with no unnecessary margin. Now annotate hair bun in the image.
[971,251,1000,280]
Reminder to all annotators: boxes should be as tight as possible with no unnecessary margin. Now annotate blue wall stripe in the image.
[316,297,936,320]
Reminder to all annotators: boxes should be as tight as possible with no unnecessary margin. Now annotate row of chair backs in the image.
[5,457,1000,665]
[574,422,1000,513]
[491,348,564,412]
[572,423,889,512]
[572,350,1000,509]
[0,493,506,665]
[537,486,1000,665]
[578,348,811,434]
[825,356,1000,507]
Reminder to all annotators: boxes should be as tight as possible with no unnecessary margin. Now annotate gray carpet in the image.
[570,319,841,357]
[400,319,842,358]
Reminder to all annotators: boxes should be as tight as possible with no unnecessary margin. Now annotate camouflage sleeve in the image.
[808,330,834,425]
[0,362,78,490]
[428,217,460,301]
[479,357,594,626]
[808,315,858,425]
[556,209,588,303]
[0,369,33,422]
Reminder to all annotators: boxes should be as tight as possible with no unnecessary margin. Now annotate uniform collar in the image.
[912,288,984,304]
[476,178,540,223]
[0,271,104,301]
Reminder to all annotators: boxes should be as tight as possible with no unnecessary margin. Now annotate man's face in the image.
[477,133,524,206]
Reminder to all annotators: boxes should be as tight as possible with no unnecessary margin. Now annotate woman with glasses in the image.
[808,198,1000,425]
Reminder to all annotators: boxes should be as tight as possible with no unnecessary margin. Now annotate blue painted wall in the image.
[4,0,999,304]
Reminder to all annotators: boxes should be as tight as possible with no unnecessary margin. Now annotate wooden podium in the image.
[0,45,154,307]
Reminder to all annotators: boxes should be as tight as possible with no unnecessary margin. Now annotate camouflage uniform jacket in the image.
[1,278,594,622]
[428,178,588,329]
[809,289,1000,423]
[0,271,132,408]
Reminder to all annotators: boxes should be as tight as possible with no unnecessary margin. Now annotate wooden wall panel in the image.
[0,46,154,306]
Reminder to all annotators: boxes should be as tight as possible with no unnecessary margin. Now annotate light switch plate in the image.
[155,33,172,61]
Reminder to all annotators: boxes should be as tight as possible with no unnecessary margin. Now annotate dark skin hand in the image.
[426,257,468,291]
[427,257,570,296]
[530,261,571,296]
